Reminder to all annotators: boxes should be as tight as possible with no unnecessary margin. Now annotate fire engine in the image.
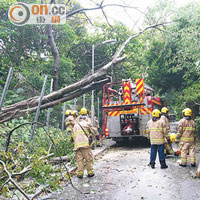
[102,78,165,143]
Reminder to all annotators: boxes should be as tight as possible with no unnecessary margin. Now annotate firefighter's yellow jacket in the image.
[147,119,167,145]
[160,115,170,137]
[72,120,97,151]
[65,115,74,132]
[177,118,196,143]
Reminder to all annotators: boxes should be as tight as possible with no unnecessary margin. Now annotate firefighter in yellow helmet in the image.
[176,108,196,167]
[72,110,78,120]
[160,107,175,156]
[72,111,98,179]
[65,110,74,135]
[147,109,168,169]
[77,108,91,123]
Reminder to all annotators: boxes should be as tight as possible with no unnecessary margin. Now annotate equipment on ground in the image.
[170,133,176,143]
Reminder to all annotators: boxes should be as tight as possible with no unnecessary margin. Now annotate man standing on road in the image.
[147,109,168,169]
[72,111,98,178]
[176,108,196,167]
[160,107,175,156]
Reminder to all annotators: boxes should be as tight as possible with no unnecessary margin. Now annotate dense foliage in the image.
[1,0,200,198]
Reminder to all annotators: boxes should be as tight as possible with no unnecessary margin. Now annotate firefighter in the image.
[77,107,91,123]
[72,115,97,178]
[77,107,99,149]
[72,110,78,120]
[147,109,168,169]
[65,110,74,135]
[160,107,174,156]
[176,108,196,167]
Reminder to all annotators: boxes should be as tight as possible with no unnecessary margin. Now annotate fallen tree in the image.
[0,23,169,123]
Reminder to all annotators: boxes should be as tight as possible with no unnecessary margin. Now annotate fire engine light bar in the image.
[103,103,145,109]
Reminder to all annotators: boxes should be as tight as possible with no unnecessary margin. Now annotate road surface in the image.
[47,139,200,200]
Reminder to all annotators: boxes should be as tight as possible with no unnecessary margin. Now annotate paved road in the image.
[47,139,200,200]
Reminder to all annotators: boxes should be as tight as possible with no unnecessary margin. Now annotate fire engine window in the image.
[132,94,140,102]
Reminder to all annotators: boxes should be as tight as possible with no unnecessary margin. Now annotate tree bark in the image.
[47,24,59,91]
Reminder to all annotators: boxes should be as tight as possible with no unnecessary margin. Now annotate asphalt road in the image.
[46,139,200,200]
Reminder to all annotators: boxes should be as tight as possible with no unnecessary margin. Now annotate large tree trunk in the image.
[47,24,59,91]
[0,56,124,123]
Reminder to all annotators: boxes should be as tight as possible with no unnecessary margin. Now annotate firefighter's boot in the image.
[160,160,168,169]
[88,173,95,178]
[148,162,155,169]
[77,171,83,179]
[77,175,83,179]
[151,163,155,169]
[87,170,95,178]
[179,163,187,167]
[191,163,196,167]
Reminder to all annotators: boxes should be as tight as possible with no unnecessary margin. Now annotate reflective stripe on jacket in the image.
[177,118,196,143]
[147,119,167,145]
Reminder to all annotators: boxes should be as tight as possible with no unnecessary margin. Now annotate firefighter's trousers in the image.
[179,142,196,165]
[150,144,165,164]
[76,147,94,176]
[164,139,174,155]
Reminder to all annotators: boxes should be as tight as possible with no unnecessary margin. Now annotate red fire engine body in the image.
[102,79,164,142]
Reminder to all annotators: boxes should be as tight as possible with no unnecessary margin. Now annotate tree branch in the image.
[0,160,31,200]
[47,24,59,91]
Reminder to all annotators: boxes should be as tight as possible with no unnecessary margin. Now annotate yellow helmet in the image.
[65,110,71,115]
[152,109,161,118]
[161,107,168,114]
[170,134,176,143]
[71,110,77,115]
[183,108,192,117]
[182,108,186,115]
[80,107,87,115]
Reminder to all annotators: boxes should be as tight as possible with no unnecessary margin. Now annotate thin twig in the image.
[83,12,93,25]
[101,7,113,29]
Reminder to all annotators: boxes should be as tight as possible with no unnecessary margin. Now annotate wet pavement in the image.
[45,139,200,200]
